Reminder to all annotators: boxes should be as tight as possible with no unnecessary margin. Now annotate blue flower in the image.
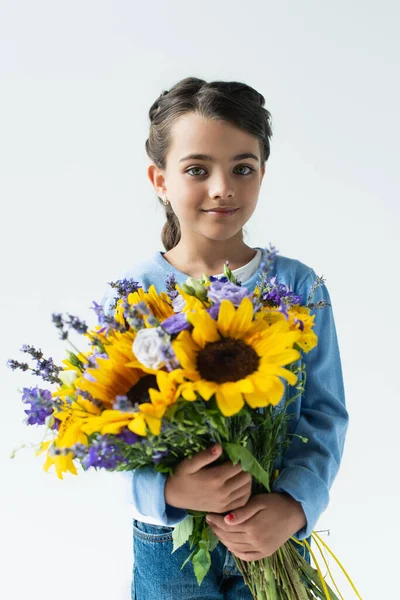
[207,281,252,307]
[21,386,54,426]
[161,313,191,334]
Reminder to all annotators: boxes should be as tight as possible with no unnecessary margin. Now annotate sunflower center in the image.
[196,338,260,383]
[127,374,158,405]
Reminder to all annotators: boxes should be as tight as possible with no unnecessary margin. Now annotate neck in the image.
[163,231,257,278]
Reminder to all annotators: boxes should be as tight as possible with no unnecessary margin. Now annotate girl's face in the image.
[149,112,265,244]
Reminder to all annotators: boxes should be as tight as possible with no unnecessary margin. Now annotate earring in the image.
[163,197,170,206]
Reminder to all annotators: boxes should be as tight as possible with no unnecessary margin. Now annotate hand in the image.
[164,444,252,513]
[205,492,307,561]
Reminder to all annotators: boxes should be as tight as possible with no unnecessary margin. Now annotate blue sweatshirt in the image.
[100,247,349,541]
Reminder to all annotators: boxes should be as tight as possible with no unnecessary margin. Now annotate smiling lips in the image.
[203,207,239,216]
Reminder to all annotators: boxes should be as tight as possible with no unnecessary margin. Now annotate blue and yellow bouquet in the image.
[8,248,361,599]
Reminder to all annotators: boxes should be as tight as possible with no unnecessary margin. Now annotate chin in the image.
[199,228,244,242]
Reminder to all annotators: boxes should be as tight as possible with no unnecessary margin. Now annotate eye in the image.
[234,165,255,175]
[186,166,207,177]
[185,165,255,177]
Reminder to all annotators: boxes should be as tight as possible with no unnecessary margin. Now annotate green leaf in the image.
[172,515,194,553]
[179,548,197,571]
[192,546,211,586]
[207,526,220,552]
[223,442,271,492]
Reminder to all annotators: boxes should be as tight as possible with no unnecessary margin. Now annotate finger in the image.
[224,471,252,496]
[206,513,247,533]
[212,461,244,481]
[209,523,249,541]
[224,491,252,513]
[183,444,222,474]
[220,540,255,552]
[223,495,265,525]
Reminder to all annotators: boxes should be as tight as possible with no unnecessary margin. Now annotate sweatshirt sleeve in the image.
[99,288,188,526]
[271,269,349,540]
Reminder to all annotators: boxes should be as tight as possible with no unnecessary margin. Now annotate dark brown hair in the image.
[145,77,273,251]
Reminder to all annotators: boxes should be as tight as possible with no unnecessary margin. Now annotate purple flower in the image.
[91,301,105,325]
[114,395,135,412]
[50,417,62,431]
[172,294,186,313]
[165,273,179,300]
[152,449,169,464]
[108,278,142,299]
[22,386,54,426]
[161,313,190,334]
[293,318,305,332]
[207,303,221,320]
[207,281,252,307]
[80,436,124,470]
[117,427,139,445]
[83,371,96,382]
[87,351,108,368]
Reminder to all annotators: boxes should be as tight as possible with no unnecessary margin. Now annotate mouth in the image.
[202,208,239,217]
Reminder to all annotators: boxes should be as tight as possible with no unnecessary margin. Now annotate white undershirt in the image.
[214,248,263,282]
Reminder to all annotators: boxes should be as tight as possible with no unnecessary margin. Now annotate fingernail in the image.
[225,513,234,522]
[211,445,219,455]
[206,515,212,522]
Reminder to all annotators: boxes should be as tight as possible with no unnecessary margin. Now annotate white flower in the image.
[132,327,166,370]
[59,370,79,387]
[172,294,186,313]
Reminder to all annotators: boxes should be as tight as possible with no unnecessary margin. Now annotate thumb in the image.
[184,444,222,474]
[224,496,265,525]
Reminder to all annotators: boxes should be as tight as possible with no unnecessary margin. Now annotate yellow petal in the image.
[187,310,220,347]
[236,378,255,394]
[181,385,197,401]
[261,348,301,365]
[36,440,52,457]
[195,380,218,400]
[243,390,270,409]
[128,415,147,437]
[216,384,244,417]
[230,297,254,338]
[258,365,298,386]
[172,332,199,371]
[144,415,162,436]
[245,377,285,408]
[217,300,236,337]
[101,420,131,434]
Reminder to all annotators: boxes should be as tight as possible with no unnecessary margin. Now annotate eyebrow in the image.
[179,152,259,163]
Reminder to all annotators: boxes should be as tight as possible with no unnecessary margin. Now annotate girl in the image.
[101,76,349,600]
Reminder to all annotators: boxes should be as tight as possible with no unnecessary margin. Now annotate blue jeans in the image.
[131,519,311,599]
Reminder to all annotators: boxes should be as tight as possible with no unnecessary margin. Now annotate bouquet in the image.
[8,246,361,599]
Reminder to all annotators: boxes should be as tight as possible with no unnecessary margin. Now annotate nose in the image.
[209,172,235,200]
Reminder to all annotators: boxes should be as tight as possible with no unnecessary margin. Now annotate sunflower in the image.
[81,401,166,438]
[287,305,318,353]
[80,369,182,437]
[171,297,302,416]
[113,285,174,326]
[76,329,156,409]
[255,305,318,354]
[36,440,78,480]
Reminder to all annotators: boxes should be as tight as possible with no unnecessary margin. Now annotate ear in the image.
[148,163,167,198]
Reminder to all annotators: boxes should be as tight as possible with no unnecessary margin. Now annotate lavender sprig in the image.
[165,273,179,301]
[7,345,63,385]
[52,313,88,340]
[108,278,142,311]
[21,386,54,426]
